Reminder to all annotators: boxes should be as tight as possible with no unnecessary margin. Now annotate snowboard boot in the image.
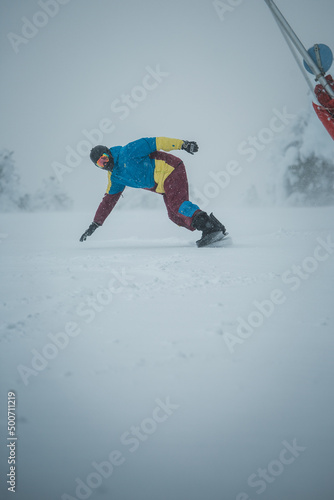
[192,211,228,247]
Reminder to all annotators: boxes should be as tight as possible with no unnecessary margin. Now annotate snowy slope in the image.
[1,206,334,500]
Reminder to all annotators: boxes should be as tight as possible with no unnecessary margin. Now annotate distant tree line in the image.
[0,149,72,211]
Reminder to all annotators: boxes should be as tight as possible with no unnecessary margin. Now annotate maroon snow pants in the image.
[148,151,199,231]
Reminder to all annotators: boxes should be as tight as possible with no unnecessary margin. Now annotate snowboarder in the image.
[314,74,334,113]
[79,137,228,247]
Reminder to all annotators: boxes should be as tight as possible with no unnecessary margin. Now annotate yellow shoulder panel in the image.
[156,137,183,152]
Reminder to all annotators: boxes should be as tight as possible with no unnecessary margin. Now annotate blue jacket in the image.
[106,137,183,194]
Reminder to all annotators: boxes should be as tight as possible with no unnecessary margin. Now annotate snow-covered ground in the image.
[1,206,334,500]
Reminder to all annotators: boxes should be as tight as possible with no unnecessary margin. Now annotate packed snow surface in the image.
[1,207,334,500]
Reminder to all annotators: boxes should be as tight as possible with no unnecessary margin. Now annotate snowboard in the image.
[196,231,231,248]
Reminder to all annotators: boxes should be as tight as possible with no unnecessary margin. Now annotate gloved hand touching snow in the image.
[80,222,100,242]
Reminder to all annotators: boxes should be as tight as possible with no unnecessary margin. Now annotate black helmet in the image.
[90,145,114,171]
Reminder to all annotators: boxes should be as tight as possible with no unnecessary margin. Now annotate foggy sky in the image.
[1,0,334,207]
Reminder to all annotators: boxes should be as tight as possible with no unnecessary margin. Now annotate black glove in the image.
[182,141,199,155]
[80,222,100,242]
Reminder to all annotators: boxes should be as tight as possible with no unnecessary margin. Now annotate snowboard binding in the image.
[192,211,229,248]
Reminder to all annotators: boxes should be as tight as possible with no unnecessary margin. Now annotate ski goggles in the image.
[96,153,110,169]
